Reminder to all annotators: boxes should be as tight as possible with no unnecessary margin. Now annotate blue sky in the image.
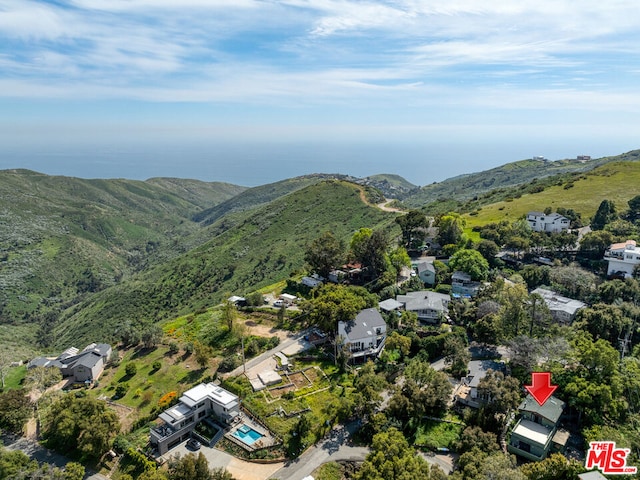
[1,1,640,186]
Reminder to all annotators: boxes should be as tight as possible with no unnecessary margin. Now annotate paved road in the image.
[271,422,367,480]
[224,328,310,379]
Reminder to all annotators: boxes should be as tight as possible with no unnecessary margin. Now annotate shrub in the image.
[168,341,179,354]
[125,363,137,376]
[115,383,129,398]
[158,391,177,409]
[151,361,161,371]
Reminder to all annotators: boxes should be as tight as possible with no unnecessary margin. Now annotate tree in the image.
[24,366,62,394]
[520,452,584,480]
[476,239,499,266]
[354,428,431,480]
[304,231,345,278]
[443,335,470,378]
[549,264,596,301]
[43,395,120,460]
[221,300,237,332]
[389,246,411,278]
[396,210,429,249]
[573,303,631,346]
[125,362,137,376]
[456,426,500,454]
[449,249,489,281]
[64,462,86,480]
[141,324,164,348]
[305,284,377,333]
[167,452,224,480]
[579,230,614,257]
[350,227,373,263]
[591,199,617,230]
[0,389,32,434]
[498,283,529,338]
[193,341,214,369]
[627,194,640,222]
[436,213,465,247]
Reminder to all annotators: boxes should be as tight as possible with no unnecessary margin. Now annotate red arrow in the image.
[525,372,558,406]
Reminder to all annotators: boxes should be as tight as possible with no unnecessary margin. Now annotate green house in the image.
[508,395,569,462]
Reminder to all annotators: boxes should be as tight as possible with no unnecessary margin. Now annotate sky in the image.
[1,1,640,187]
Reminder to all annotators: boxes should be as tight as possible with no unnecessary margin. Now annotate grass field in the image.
[463,161,640,233]
[413,414,464,450]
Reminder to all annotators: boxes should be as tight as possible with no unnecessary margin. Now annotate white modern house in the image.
[531,288,587,324]
[527,212,570,233]
[605,239,640,278]
[337,308,387,363]
[396,290,450,323]
[150,383,240,455]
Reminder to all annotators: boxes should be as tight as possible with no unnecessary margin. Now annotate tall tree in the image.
[221,299,237,332]
[436,213,465,247]
[591,199,617,230]
[304,231,345,278]
[396,210,429,249]
[0,389,32,434]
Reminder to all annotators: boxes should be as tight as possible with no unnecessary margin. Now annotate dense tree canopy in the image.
[449,249,489,281]
[304,231,345,278]
[354,428,432,480]
[304,284,377,332]
[43,394,120,460]
[0,389,32,434]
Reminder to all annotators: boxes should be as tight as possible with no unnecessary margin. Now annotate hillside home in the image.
[451,271,481,297]
[378,298,403,313]
[605,239,640,278]
[455,360,505,409]
[396,290,450,323]
[28,343,112,383]
[508,395,568,462]
[150,383,240,455]
[413,260,436,286]
[337,308,387,363]
[527,212,570,233]
[301,274,323,288]
[532,288,586,324]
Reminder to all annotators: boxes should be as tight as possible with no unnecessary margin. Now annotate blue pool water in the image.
[233,425,264,446]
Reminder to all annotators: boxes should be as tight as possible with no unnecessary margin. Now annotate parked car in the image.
[273,299,284,307]
[187,438,201,450]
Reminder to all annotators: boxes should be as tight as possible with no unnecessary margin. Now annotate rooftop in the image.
[339,308,386,340]
[465,360,505,388]
[397,290,450,313]
[180,382,239,408]
[512,419,553,447]
[379,298,403,312]
[532,288,586,315]
[519,394,565,424]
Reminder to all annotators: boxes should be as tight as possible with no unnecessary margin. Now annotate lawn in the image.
[413,414,464,450]
[463,161,640,234]
[3,364,27,390]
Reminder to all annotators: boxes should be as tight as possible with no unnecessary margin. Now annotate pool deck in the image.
[225,415,278,451]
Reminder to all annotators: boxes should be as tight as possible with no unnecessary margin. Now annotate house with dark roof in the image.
[396,290,450,324]
[508,394,568,461]
[337,308,387,363]
[28,343,112,383]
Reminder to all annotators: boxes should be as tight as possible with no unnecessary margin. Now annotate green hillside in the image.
[404,150,640,208]
[0,170,245,354]
[463,161,640,230]
[52,180,395,348]
[362,174,417,199]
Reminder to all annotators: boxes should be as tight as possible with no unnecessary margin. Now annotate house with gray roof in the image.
[414,261,436,286]
[337,308,387,363]
[508,395,568,462]
[532,288,586,324]
[378,298,403,313]
[455,360,505,408]
[452,271,481,297]
[396,290,450,324]
[28,343,112,384]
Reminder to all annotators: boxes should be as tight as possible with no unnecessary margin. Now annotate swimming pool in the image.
[232,424,264,446]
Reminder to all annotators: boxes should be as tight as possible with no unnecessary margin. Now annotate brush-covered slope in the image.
[404,150,640,208]
[0,169,245,330]
[361,174,417,199]
[464,161,640,229]
[53,180,395,347]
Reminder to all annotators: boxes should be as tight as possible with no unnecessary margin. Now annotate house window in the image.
[199,411,206,418]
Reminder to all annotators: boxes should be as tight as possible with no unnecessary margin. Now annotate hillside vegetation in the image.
[463,161,640,229]
[404,149,640,208]
[0,170,245,354]
[52,180,395,348]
